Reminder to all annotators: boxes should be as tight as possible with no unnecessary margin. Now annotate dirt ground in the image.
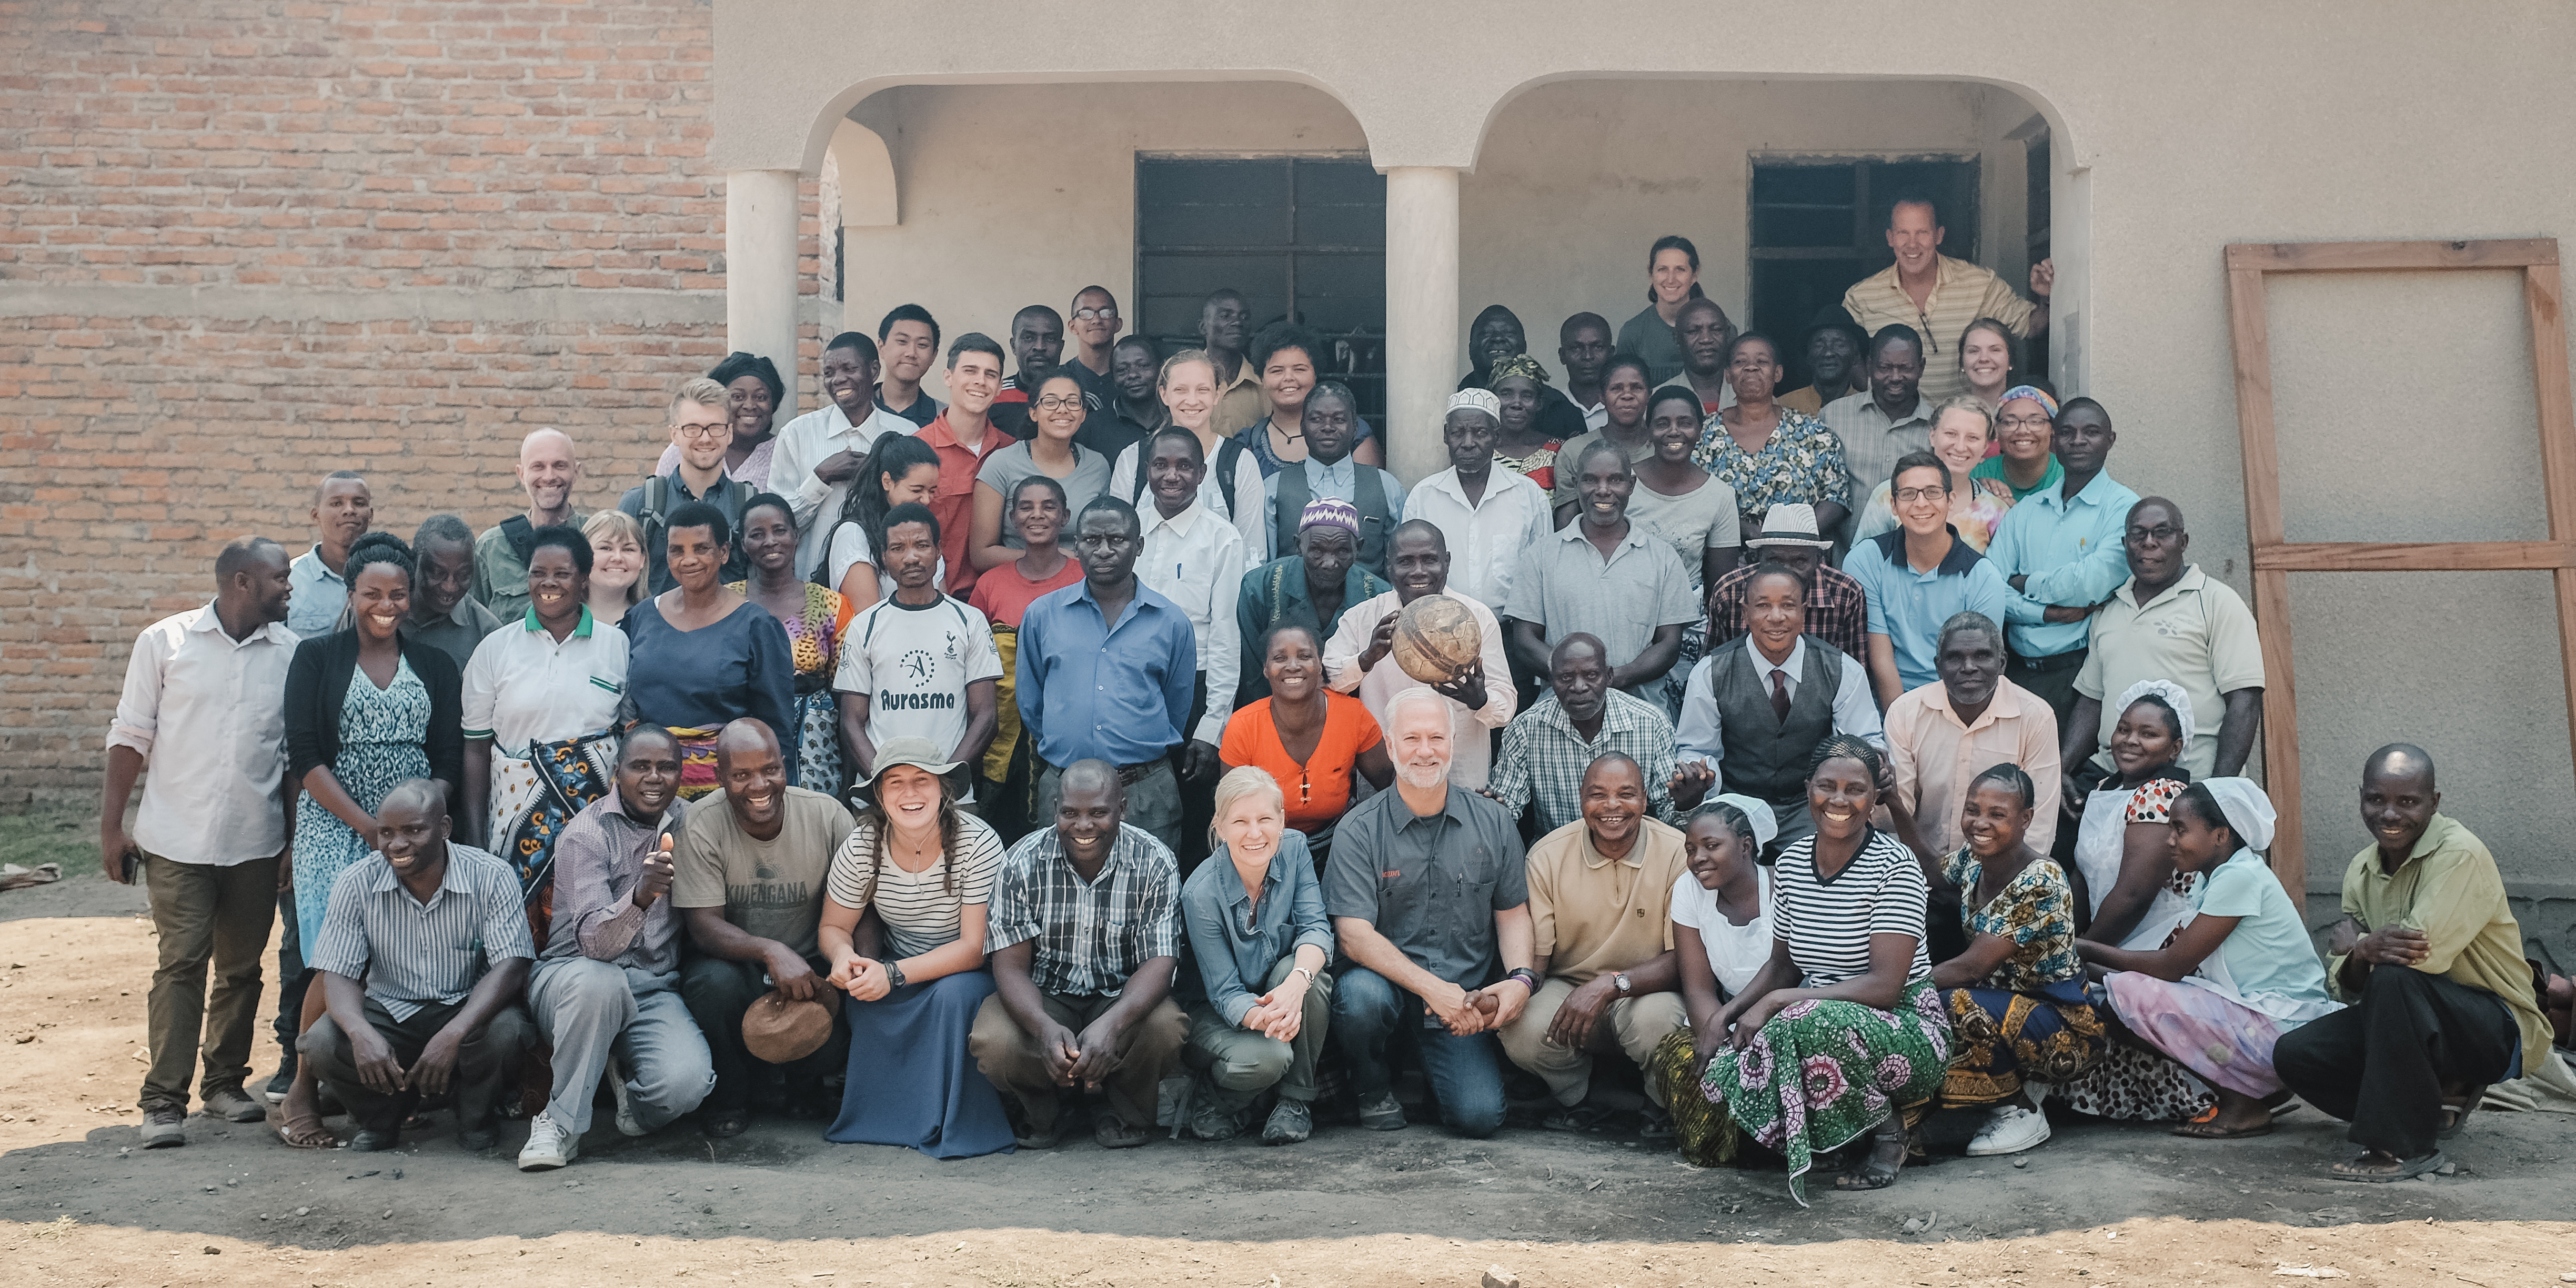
[5,887,2573,1288]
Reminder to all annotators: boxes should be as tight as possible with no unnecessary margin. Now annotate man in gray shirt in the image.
[1325,687,1535,1138]
[518,727,716,1171]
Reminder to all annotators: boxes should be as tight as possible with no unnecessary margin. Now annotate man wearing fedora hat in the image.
[1701,502,1871,663]
[972,758,1188,1150]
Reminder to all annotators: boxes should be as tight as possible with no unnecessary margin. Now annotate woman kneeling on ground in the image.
[817,739,1015,1158]
[1652,793,1779,1168]
[2079,778,2338,1141]
[1174,767,1333,1144]
[1697,736,1950,1203]
[1892,764,2106,1158]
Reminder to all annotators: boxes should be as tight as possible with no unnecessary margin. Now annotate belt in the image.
[1116,760,1165,786]
[2009,647,2088,675]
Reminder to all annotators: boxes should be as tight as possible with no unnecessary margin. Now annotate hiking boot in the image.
[202,1085,266,1124]
[1189,1098,1243,1142]
[1261,1098,1313,1145]
[1356,1090,1407,1132]
[517,1111,577,1171]
[1966,1102,2051,1156]
[139,1108,187,1149]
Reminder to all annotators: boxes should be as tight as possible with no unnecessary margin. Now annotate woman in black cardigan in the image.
[271,532,464,1148]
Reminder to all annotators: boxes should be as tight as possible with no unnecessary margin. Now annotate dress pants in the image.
[270,887,308,1064]
[969,990,1189,1135]
[679,953,849,1115]
[1330,965,1507,1138]
[528,957,716,1136]
[303,994,535,1134]
[139,851,277,1113]
[1181,954,1333,1112]
[2273,964,2518,1160]
[1498,977,1692,1108]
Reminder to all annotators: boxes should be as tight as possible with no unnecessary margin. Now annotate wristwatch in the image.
[884,959,909,989]
[1613,972,1633,997]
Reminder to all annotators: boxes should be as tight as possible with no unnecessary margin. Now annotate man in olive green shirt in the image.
[472,428,586,622]
[2275,744,2549,1181]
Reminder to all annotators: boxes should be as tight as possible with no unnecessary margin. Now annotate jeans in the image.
[1329,965,1507,1138]
[138,851,277,1113]
[678,953,850,1116]
[271,887,309,1061]
[528,957,716,1137]
[2274,964,2519,1160]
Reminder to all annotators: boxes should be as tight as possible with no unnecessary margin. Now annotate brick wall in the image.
[0,0,833,800]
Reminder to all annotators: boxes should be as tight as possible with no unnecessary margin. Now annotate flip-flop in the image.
[2169,1106,2273,1140]
[2328,1149,2445,1183]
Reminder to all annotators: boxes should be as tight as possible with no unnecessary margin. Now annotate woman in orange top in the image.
[1219,622,1392,866]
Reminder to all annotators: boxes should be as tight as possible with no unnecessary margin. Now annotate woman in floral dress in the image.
[732,492,853,796]
[1691,333,1852,547]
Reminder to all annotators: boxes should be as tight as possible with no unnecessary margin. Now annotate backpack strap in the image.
[1215,437,1244,519]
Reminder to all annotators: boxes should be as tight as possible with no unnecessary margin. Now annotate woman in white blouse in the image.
[1653,793,1777,1168]
[817,739,1014,1158]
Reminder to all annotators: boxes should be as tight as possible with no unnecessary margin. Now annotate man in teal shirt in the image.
[1982,396,2137,732]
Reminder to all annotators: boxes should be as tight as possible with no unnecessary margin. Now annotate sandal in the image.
[2328,1149,2445,1183]
[2438,1088,2484,1139]
[1542,1101,1620,1133]
[1833,1119,1909,1191]
[269,1101,336,1150]
[2170,1105,2273,1140]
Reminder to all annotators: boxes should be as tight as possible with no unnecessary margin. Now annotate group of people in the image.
[102,195,2568,1202]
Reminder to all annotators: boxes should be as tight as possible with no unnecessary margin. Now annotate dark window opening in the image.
[1134,156,1387,425]
[1746,156,1980,393]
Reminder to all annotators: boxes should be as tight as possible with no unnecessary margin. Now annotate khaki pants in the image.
[139,851,278,1114]
[1497,977,1691,1108]
[969,990,1188,1135]
[1181,954,1333,1111]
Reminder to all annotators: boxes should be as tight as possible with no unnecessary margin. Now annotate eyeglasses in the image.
[1072,307,1119,321]
[1893,486,1949,504]
[675,422,729,441]
[1034,394,1084,410]
[1998,414,2052,430]
[2127,525,2183,543]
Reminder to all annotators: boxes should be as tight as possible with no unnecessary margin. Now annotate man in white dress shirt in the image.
[1135,428,1245,854]
[101,536,299,1148]
[1403,390,1551,613]
[768,331,913,579]
[1324,520,1517,790]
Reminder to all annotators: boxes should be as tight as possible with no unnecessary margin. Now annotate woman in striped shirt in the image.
[1694,734,1952,1204]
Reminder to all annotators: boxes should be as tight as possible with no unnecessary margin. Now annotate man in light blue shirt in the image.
[1845,452,2012,705]
[286,471,373,639]
[1262,382,1405,580]
[1981,397,2137,731]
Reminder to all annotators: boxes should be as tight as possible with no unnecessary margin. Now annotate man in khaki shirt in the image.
[1840,193,2051,405]
[1884,611,2061,857]
[1497,753,1690,1138]
[2067,498,2265,781]
[2275,744,2550,1181]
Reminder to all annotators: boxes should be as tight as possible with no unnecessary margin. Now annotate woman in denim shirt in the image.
[1174,767,1334,1145]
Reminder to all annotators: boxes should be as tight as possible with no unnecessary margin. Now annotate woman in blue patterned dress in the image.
[1691,333,1851,546]
[273,532,464,1147]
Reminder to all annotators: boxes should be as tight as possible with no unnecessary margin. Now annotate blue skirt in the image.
[825,970,1016,1159]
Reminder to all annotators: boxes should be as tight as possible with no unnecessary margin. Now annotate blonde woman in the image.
[1853,397,2016,550]
[1108,349,1270,560]
[1173,767,1332,1144]
[582,509,647,628]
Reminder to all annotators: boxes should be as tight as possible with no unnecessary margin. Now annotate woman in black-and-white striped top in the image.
[815,739,1014,1158]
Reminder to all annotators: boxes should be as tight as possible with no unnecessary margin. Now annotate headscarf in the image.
[2197,777,2277,853]
[1485,353,1551,390]
[2114,678,2196,750]
[1712,792,1779,851]
[1998,384,2058,420]
[1445,388,1502,423]
[1297,497,1361,537]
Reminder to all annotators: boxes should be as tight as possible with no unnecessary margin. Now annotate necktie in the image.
[1770,668,1792,722]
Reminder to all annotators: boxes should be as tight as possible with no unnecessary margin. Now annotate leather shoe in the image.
[346,1128,401,1152]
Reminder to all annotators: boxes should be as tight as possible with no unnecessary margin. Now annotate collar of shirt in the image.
[1857,396,1934,431]
[1423,466,1532,511]
[1577,821,1652,871]
[517,604,596,638]
[1215,849,1292,921]
[2116,562,2208,611]
[1866,525,1986,576]
[1145,500,1209,538]
[1303,456,1358,491]
[1394,787,1476,834]
[2031,468,2131,515]
[1745,633,1807,680]
[2364,811,2465,881]
[596,784,684,849]
[664,467,736,500]
[1552,519,1655,566]
[1039,822,1150,889]
[186,601,298,648]
[1533,687,1654,744]
[365,846,476,907]
[294,546,346,586]
[1073,576,1173,632]
[1928,673,2031,733]
[918,411,1002,459]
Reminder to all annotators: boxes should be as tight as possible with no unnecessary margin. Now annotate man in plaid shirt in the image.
[1486,633,1704,834]
[1702,503,1869,661]
[970,759,1188,1150]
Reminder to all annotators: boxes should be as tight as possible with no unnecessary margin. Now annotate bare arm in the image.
[301,765,382,851]
[988,937,1080,1085]
[2213,687,2264,777]
[98,744,146,884]
[411,955,530,1096]
[1607,623,1685,691]
[681,904,819,1001]
[952,677,999,774]
[1730,931,1916,1049]
[1865,633,1904,710]
[1354,739,1394,791]
[2060,695,2101,820]
[837,561,884,613]
[1700,545,1740,591]
[2078,912,2238,982]
[968,482,1018,571]
[1931,931,2019,991]
[1507,618,1554,686]
[838,691,877,787]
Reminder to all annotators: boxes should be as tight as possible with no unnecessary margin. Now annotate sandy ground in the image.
[5,884,2573,1288]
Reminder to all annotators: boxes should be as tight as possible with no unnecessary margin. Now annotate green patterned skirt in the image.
[1699,979,1953,1204]
[1650,1029,1766,1169]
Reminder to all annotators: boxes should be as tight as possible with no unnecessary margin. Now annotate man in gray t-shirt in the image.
[1324,688,1533,1139]
[671,719,856,1134]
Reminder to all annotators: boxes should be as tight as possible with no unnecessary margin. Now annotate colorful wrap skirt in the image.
[791,686,843,798]
[1651,1028,1765,1169]
[2105,971,2318,1099]
[486,729,619,945]
[1940,977,2110,1106]
[1700,979,1953,1205]
[669,725,723,801]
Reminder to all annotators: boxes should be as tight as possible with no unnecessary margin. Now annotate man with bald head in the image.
[1488,633,1698,835]
[302,779,537,1152]
[474,428,584,622]
[2064,497,2265,792]
[2273,745,2552,1182]
[671,718,856,1135]
[972,758,1186,1149]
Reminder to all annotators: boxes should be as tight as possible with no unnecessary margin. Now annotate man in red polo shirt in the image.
[917,333,1010,597]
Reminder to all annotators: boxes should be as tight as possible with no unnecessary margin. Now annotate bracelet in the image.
[1290,966,1316,987]
[1504,968,1539,994]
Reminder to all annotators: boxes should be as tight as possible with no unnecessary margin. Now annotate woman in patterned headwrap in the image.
[1485,353,1565,492]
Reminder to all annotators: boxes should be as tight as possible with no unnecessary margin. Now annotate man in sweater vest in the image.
[1264,381,1405,580]
[1673,562,1885,858]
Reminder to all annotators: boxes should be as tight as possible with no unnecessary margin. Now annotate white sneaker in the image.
[517,1111,578,1171]
[606,1054,646,1138]
[1966,1102,2052,1156]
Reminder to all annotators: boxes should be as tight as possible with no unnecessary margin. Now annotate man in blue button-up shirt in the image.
[1981,397,2137,734]
[1015,496,1201,850]
[1846,454,2015,704]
